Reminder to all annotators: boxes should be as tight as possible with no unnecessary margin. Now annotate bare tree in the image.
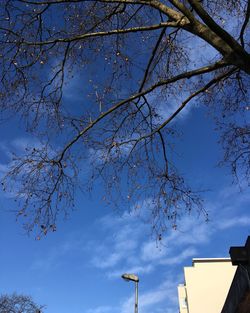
[0,293,44,313]
[0,0,249,239]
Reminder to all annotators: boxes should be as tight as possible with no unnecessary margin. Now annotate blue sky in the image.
[0,101,249,313]
[0,3,249,312]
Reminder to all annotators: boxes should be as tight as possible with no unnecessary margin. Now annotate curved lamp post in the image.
[121,273,139,313]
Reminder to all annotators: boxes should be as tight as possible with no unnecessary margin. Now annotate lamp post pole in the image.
[135,280,138,313]
[121,273,139,313]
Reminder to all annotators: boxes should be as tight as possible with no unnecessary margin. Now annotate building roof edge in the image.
[192,258,231,265]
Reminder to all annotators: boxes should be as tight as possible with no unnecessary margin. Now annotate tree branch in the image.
[239,0,250,47]
[119,67,237,146]
[58,60,227,162]
[9,21,184,46]
[187,0,247,54]
[139,26,166,91]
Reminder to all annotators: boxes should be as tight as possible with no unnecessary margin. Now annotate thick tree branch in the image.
[168,0,196,22]
[187,0,250,58]
[11,0,250,74]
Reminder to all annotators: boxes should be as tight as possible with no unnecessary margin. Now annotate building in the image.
[178,258,236,313]
[221,237,250,313]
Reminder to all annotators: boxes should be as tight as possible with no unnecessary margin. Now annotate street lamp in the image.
[121,273,139,313]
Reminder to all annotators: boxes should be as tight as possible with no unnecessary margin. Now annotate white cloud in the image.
[85,276,177,313]
[145,90,195,128]
[121,276,178,313]
[160,247,197,265]
[91,222,141,269]
[87,305,114,313]
[90,185,250,282]
[91,213,205,283]
[93,252,123,269]
[0,142,13,159]
[0,137,42,159]
[11,137,41,152]
[0,136,43,177]
[217,216,250,230]
[86,183,249,313]
[107,264,154,279]
[141,240,170,262]
[0,163,9,175]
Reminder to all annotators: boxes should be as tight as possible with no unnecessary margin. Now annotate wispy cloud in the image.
[0,137,41,157]
[107,264,154,279]
[141,240,170,262]
[86,305,115,313]
[91,222,141,269]
[90,213,204,281]
[217,215,250,230]
[0,136,42,175]
[121,275,179,313]
[159,247,198,265]
[89,182,249,285]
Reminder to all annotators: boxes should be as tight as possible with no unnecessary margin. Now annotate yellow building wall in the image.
[178,259,236,313]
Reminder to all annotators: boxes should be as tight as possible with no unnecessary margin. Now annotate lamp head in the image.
[121,273,139,282]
